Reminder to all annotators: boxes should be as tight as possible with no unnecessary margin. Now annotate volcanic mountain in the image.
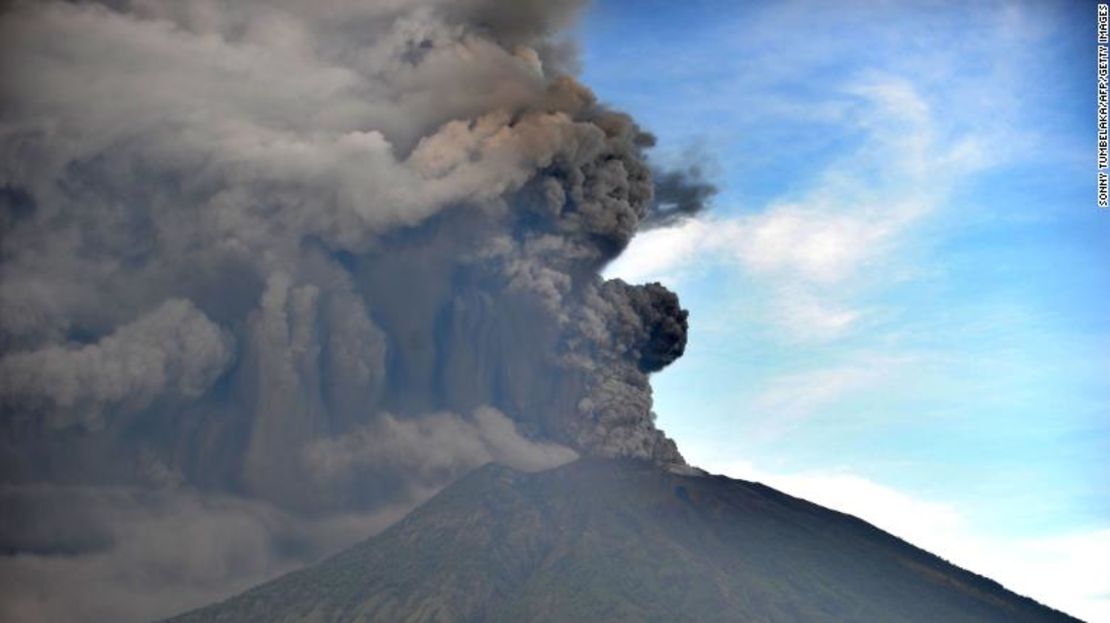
[166,459,1082,623]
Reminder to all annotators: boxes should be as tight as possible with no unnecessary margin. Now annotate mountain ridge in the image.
[165,458,1084,623]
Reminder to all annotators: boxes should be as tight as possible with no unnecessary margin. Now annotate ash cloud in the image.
[0,299,234,430]
[642,164,718,229]
[0,0,696,620]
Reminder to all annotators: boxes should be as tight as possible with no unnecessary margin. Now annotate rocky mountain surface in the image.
[166,459,1083,623]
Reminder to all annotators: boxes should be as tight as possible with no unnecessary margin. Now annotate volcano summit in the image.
[168,459,1081,623]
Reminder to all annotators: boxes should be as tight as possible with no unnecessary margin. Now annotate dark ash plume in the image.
[0,0,697,620]
[642,164,718,229]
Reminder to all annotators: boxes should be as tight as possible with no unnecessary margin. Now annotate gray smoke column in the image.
[0,0,710,620]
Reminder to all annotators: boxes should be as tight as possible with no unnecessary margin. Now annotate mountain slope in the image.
[166,459,1083,623]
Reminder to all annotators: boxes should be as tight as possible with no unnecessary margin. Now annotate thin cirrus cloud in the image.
[608,75,993,342]
[744,360,899,442]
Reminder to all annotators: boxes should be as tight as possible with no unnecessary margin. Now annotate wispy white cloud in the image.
[612,75,985,342]
[606,218,710,285]
[705,459,1110,623]
[769,287,864,342]
[609,69,1008,342]
[746,362,890,440]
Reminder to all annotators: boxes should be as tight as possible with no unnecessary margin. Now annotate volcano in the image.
[165,459,1080,623]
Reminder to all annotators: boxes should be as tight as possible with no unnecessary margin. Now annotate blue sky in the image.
[580,1,1109,619]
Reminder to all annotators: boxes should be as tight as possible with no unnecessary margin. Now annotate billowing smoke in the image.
[0,0,710,620]
[644,164,717,228]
